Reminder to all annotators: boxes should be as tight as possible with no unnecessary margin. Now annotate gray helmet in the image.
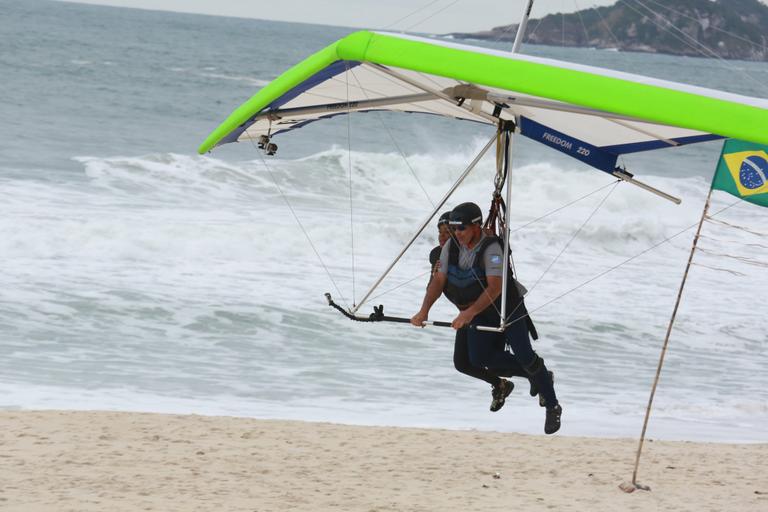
[449,202,482,227]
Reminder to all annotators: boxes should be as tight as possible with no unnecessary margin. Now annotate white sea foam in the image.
[197,72,271,87]
[1,148,766,441]
[5,0,768,443]
[167,66,272,86]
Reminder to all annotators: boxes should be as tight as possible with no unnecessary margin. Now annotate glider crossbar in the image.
[326,293,453,328]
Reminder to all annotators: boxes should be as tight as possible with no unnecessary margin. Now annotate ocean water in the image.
[1,0,767,442]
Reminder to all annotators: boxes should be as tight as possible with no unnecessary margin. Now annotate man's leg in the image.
[487,331,552,406]
[528,370,554,407]
[502,319,562,434]
[468,322,562,434]
[453,327,513,412]
[453,327,498,385]
[467,327,521,370]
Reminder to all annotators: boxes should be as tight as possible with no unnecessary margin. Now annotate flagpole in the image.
[621,184,715,493]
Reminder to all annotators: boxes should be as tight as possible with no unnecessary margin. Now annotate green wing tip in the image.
[198,134,218,155]
[197,31,372,155]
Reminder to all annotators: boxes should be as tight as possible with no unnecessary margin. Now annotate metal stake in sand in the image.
[619,184,714,494]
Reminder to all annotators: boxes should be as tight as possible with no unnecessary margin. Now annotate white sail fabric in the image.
[202,32,768,173]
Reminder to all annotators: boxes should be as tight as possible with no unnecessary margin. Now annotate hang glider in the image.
[198,23,768,456]
[198,31,768,178]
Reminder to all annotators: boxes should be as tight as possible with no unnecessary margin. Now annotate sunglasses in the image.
[451,224,471,232]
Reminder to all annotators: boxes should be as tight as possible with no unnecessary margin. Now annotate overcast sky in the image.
[59,0,638,33]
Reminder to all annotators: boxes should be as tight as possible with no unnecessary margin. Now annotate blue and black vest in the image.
[443,236,537,338]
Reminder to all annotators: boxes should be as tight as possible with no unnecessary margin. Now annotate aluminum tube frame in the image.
[366,63,500,125]
[499,127,515,330]
[258,92,438,121]
[612,170,682,204]
[350,132,498,314]
[512,0,536,53]
[488,98,683,205]
[476,324,506,333]
[474,125,517,335]
[485,92,654,125]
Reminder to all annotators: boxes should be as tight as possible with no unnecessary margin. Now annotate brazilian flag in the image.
[712,139,768,208]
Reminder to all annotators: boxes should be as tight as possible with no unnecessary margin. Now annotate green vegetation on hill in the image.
[451,0,768,61]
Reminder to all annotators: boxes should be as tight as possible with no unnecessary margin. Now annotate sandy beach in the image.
[0,411,765,511]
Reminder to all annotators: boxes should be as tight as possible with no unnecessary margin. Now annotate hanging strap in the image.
[484,120,514,237]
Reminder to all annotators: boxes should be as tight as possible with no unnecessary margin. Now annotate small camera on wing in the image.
[257,135,278,156]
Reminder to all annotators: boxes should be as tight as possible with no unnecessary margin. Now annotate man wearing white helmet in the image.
[412,202,562,434]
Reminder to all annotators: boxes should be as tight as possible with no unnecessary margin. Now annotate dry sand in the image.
[0,410,765,511]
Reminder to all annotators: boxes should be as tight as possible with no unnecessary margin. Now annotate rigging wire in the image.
[368,270,433,302]
[572,0,592,44]
[365,178,624,302]
[243,1,765,319]
[345,63,357,306]
[642,0,768,52]
[624,0,729,60]
[383,0,446,31]
[354,196,751,319]
[469,126,514,321]
[490,1,540,46]
[349,186,753,326]
[514,199,744,323]
[220,2,767,331]
[562,0,566,48]
[591,3,624,50]
[503,178,620,324]
[492,21,521,45]
[510,179,622,234]
[359,125,513,320]
[245,146,352,309]
[524,10,546,43]
[403,0,463,33]
[491,24,514,43]
[520,179,620,297]
[348,67,436,207]
[623,0,768,94]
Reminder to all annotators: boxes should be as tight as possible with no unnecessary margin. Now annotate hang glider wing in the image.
[199,31,768,176]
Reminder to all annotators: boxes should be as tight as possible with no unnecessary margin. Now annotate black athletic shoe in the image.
[490,379,514,412]
[544,403,562,435]
[529,371,554,407]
